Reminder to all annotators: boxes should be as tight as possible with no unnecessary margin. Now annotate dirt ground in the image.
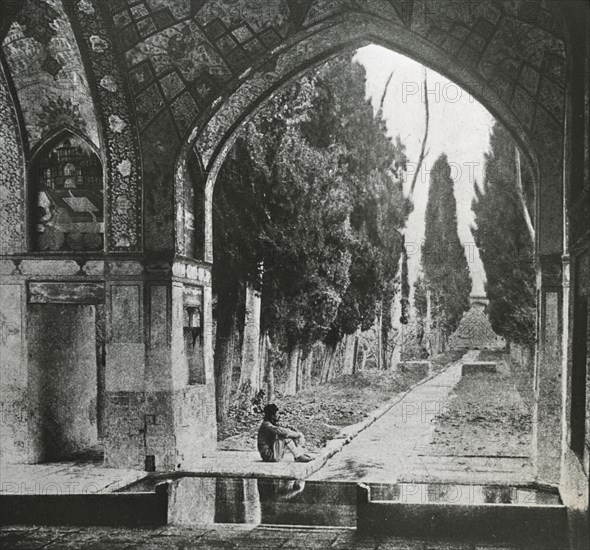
[217,350,465,453]
[427,350,534,457]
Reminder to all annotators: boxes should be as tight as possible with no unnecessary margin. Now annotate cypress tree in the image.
[471,122,536,345]
[422,153,472,340]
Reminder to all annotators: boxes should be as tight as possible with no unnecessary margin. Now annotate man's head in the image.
[263,403,280,423]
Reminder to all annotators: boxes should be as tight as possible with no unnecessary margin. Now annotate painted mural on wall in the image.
[31,133,104,252]
[1,0,99,148]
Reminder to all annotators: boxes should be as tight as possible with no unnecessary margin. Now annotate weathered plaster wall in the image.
[107,283,145,392]
[103,385,216,471]
[27,304,98,461]
[102,260,216,470]
[534,287,562,483]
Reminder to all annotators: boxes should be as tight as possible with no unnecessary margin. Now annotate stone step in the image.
[357,483,567,546]
[0,483,168,526]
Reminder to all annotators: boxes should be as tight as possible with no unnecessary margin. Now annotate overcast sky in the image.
[354,45,494,297]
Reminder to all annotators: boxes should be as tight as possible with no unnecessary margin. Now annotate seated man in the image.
[257,404,313,463]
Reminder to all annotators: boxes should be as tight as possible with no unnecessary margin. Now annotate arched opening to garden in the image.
[177,20,559,486]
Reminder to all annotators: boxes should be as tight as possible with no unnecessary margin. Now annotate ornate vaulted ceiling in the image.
[0,0,575,255]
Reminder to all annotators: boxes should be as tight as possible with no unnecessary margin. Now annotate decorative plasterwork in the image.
[1,0,100,148]
[72,0,143,251]
[0,63,26,254]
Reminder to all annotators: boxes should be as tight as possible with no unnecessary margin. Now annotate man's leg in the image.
[284,438,304,459]
[285,438,313,462]
[270,438,286,462]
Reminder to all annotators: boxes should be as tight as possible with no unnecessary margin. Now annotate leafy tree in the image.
[241,74,354,353]
[309,56,411,351]
[213,53,413,415]
[422,153,472,340]
[471,122,536,345]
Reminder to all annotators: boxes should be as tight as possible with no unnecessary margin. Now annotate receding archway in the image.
[174,10,568,487]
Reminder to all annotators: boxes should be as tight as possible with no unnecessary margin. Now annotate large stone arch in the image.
[175,12,558,261]
[171,3,570,485]
[2,6,587,518]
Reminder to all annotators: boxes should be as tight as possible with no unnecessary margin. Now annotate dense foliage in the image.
[471,122,536,345]
[213,53,412,409]
[422,153,472,339]
[215,55,410,348]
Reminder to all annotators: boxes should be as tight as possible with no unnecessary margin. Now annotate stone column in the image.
[102,257,216,471]
[533,254,564,484]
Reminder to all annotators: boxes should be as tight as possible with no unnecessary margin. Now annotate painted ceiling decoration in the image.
[93,0,566,159]
[1,0,565,164]
[0,0,569,257]
[2,0,100,148]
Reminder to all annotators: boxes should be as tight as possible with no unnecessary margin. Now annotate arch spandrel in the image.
[1,0,101,149]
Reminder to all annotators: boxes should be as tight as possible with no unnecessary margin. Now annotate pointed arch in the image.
[28,128,104,252]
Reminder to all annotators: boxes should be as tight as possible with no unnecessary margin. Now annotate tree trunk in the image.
[409,67,431,197]
[381,316,389,370]
[342,334,356,375]
[359,345,367,371]
[214,311,237,424]
[425,290,433,357]
[258,331,268,395]
[305,349,313,388]
[377,313,383,370]
[264,335,275,403]
[352,333,359,374]
[331,340,344,380]
[299,348,313,390]
[284,347,300,396]
[320,343,336,383]
[238,283,262,398]
[515,146,535,242]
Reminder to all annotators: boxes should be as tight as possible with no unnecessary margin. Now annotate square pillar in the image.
[533,254,564,484]
[103,258,216,471]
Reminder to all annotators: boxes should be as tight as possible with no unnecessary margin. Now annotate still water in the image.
[120,476,561,527]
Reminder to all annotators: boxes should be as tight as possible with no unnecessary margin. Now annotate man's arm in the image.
[264,422,301,440]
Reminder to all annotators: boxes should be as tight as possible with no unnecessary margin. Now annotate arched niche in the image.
[28,129,104,252]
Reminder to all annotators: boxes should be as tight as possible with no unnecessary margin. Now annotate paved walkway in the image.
[0,462,145,495]
[0,524,557,549]
[0,350,532,496]
[311,351,533,485]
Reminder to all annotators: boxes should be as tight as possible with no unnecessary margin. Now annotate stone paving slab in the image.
[0,463,146,495]
[309,359,465,484]
[0,524,569,549]
[400,456,533,485]
[309,351,534,486]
